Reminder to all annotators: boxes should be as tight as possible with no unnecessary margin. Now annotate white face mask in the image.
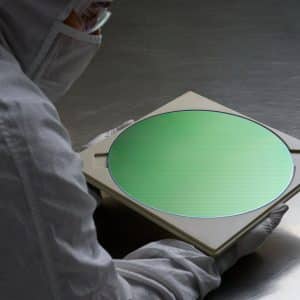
[28,21,102,102]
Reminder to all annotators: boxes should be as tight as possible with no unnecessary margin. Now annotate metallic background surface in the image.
[59,0,300,298]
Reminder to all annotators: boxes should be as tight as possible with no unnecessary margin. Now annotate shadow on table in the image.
[93,195,178,258]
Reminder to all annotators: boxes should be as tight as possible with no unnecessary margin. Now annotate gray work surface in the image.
[58,0,300,299]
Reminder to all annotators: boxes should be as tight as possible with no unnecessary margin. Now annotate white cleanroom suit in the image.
[0,1,288,299]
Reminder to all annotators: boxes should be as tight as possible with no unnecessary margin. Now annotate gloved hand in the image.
[83,119,135,201]
[215,204,289,274]
[81,119,135,150]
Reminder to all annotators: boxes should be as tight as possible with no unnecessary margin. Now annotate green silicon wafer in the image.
[108,111,294,218]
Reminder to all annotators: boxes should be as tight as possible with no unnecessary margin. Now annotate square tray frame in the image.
[80,91,300,256]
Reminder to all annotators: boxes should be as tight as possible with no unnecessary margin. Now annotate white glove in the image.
[216,204,289,274]
[81,119,135,150]
[83,120,135,201]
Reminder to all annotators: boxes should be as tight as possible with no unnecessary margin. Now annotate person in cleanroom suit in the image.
[0,1,289,299]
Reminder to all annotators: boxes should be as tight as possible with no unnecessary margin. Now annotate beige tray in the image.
[80,91,300,256]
